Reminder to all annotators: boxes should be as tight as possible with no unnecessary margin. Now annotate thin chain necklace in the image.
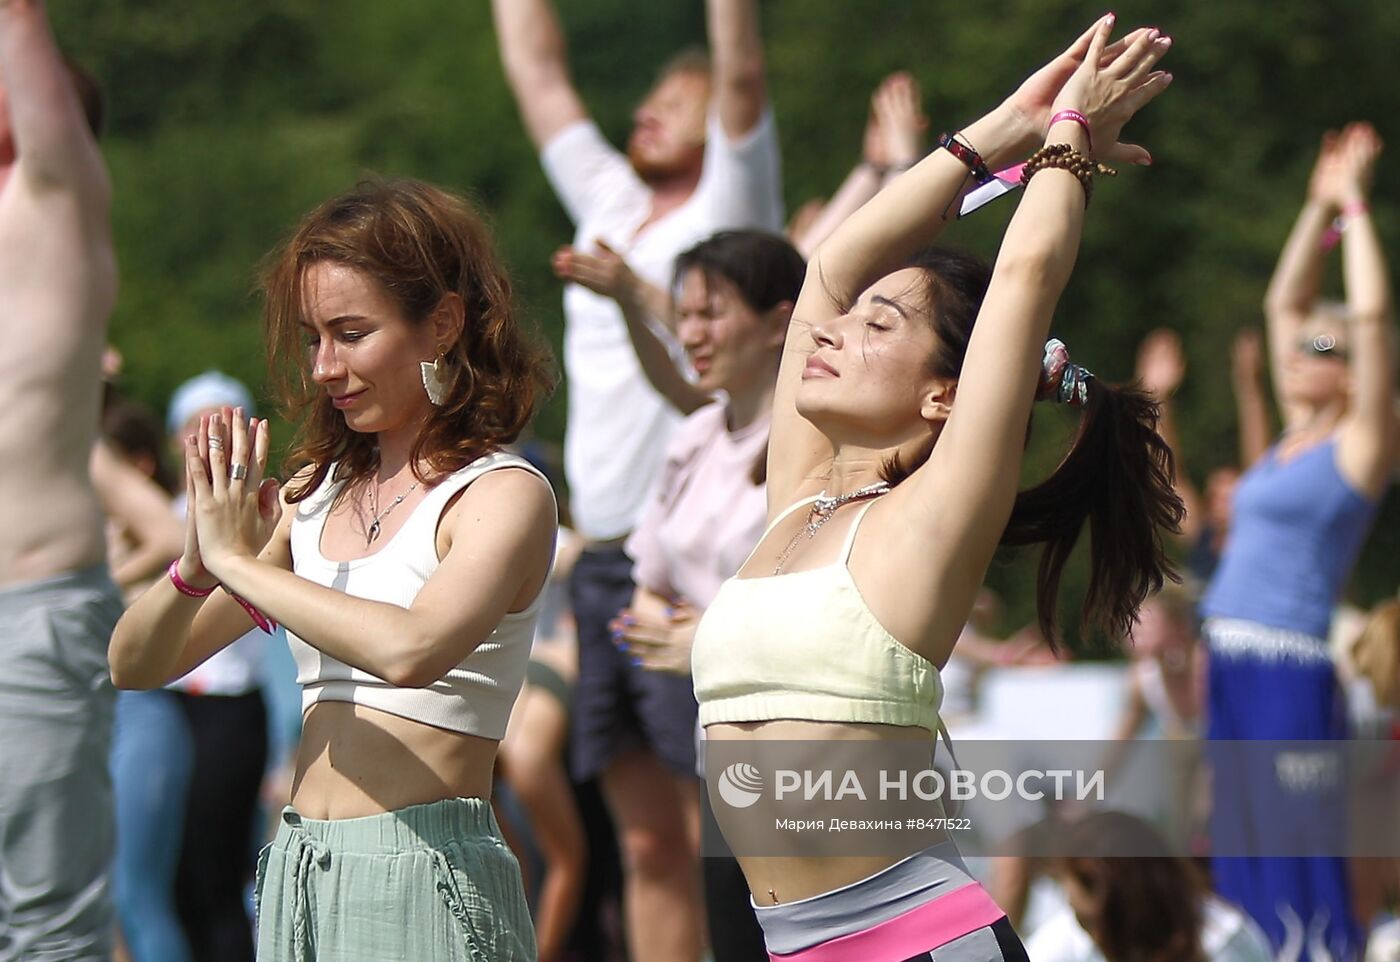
[772,481,890,575]
[365,478,420,545]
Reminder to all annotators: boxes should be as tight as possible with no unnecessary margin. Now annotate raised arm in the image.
[911,24,1174,646]
[0,0,105,195]
[707,0,767,139]
[1332,122,1399,497]
[1263,132,1345,428]
[90,441,184,592]
[552,242,710,414]
[1230,327,1274,467]
[1135,329,1203,545]
[491,0,589,149]
[793,72,928,258]
[767,21,1152,510]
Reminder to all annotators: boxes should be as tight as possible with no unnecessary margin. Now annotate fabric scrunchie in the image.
[1036,338,1093,408]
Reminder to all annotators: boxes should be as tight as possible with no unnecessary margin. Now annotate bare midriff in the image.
[0,161,117,588]
[289,701,499,820]
[0,469,106,588]
[706,719,946,905]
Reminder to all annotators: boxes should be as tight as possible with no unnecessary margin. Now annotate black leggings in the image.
[174,690,268,962]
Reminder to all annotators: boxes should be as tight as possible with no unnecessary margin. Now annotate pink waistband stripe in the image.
[768,883,1006,962]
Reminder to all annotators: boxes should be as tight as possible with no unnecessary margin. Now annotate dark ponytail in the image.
[882,247,1183,652]
[1000,382,1183,648]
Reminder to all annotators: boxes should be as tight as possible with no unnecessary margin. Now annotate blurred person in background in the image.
[498,456,587,962]
[562,229,804,961]
[1135,326,1273,587]
[1028,811,1272,962]
[1200,123,1398,961]
[1348,598,1400,947]
[100,395,185,599]
[161,371,271,962]
[0,2,122,957]
[788,71,930,259]
[1351,597,1400,739]
[493,1,782,959]
[1112,583,1204,742]
[99,395,193,962]
[107,179,556,960]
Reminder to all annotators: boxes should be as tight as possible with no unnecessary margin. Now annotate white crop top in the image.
[286,451,554,739]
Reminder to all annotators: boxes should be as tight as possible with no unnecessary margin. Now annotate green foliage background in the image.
[58,0,1400,648]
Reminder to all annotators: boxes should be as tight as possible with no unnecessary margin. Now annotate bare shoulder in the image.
[447,465,557,533]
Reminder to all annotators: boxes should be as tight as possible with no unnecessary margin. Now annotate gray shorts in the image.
[0,565,121,962]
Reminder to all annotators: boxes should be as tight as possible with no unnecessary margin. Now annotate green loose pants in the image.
[254,797,537,961]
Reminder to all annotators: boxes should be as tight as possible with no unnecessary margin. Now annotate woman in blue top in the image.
[1200,123,1398,961]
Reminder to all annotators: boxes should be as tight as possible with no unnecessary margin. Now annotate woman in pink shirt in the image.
[559,228,803,961]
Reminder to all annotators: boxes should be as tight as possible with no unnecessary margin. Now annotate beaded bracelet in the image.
[1019,143,1116,206]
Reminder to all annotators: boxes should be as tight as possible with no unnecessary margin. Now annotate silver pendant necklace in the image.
[772,481,890,575]
[366,480,419,545]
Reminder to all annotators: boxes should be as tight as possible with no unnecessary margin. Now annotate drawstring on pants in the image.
[285,817,331,962]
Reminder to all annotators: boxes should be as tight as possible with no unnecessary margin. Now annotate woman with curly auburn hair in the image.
[109,178,556,960]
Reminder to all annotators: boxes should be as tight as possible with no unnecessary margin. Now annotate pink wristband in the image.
[168,559,216,598]
[1048,109,1092,151]
[228,591,279,635]
[1320,201,1373,250]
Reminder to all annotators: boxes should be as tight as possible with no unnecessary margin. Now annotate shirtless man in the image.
[0,2,122,958]
[493,2,782,959]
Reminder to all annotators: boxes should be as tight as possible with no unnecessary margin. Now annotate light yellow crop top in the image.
[691,497,944,733]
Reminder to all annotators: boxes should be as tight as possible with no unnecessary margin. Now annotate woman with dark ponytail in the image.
[689,17,1177,962]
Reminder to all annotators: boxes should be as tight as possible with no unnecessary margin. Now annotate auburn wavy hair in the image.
[262,178,555,502]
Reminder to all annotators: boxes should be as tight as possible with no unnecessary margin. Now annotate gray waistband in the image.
[0,563,120,623]
[752,840,974,955]
[0,563,117,605]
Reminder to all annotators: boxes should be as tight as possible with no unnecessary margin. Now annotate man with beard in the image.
[492,2,782,959]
